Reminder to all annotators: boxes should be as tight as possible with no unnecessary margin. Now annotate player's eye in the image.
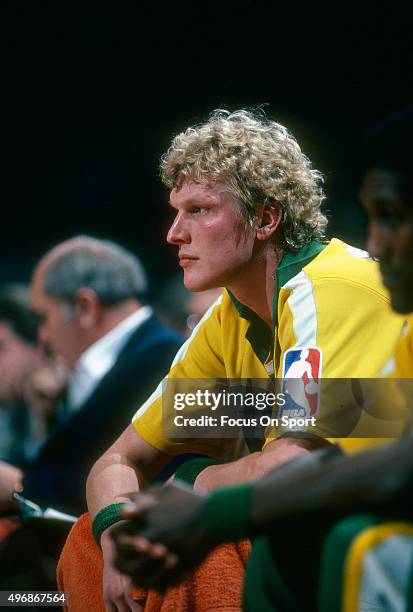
[371,197,406,227]
[377,210,406,227]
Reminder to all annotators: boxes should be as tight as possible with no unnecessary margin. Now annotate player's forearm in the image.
[86,453,143,520]
[203,442,405,541]
[250,447,343,529]
[251,439,413,531]
[87,425,173,519]
[193,452,260,492]
[194,437,324,493]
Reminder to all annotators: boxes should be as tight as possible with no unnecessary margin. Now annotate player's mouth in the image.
[179,255,198,268]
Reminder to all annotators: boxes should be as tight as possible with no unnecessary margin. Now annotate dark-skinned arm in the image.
[112,439,413,590]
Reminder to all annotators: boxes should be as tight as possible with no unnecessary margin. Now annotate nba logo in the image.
[280,347,322,418]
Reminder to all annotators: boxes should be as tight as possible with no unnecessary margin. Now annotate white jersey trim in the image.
[284,270,318,346]
[346,245,370,259]
[381,357,396,376]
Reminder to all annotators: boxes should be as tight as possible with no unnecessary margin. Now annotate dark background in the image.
[4,1,412,297]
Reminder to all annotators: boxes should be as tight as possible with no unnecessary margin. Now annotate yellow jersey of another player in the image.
[133,238,404,458]
[385,315,413,378]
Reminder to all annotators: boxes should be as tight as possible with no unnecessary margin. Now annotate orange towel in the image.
[0,518,19,541]
[58,513,250,612]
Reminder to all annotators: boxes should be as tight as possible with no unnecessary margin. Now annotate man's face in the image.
[31,267,82,369]
[361,169,413,314]
[0,322,38,404]
[167,181,257,292]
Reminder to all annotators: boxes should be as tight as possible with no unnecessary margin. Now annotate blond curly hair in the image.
[160,109,327,249]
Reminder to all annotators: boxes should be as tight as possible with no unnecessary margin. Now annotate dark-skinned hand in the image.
[111,482,217,591]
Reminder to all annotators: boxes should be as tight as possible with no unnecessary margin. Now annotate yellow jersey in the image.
[133,239,404,457]
[386,315,413,378]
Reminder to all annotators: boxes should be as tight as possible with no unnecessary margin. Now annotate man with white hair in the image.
[0,235,182,516]
[0,235,182,593]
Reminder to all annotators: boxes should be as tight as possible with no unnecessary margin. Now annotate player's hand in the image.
[111,483,216,590]
[101,527,144,612]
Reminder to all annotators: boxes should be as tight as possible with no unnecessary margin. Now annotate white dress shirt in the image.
[66,306,152,412]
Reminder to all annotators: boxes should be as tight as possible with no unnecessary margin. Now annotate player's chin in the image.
[183,273,213,292]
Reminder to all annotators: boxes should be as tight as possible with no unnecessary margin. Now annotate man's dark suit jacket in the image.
[22,314,183,515]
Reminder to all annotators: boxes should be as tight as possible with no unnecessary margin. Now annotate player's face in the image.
[167,181,257,291]
[361,169,413,314]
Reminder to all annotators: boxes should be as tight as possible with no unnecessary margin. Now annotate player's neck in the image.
[229,245,282,330]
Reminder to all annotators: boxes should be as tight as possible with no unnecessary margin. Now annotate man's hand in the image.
[111,483,216,590]
[101,527,144,612]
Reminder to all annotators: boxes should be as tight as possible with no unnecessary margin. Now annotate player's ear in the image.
[256,201,282,241]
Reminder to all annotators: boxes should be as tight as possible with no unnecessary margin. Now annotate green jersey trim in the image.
[227,240,327,367]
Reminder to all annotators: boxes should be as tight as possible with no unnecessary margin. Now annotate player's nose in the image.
[367,221,389,260]
[167,212,190,245]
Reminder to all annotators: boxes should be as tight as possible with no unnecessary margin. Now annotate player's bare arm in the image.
[86,424,173,611]
[192,435,330,493]
[86,424,172,520]
[111,438,413,591]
